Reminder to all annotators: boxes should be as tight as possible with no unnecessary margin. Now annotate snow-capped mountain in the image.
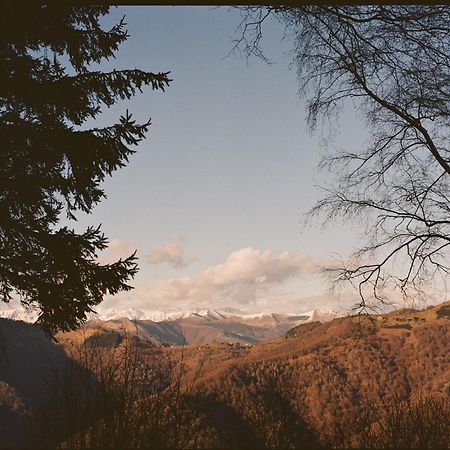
[0,304,343,345]
[0,306,40,323]
[0,305,341,324]
[89,308,228,322]
[87,306,341,323]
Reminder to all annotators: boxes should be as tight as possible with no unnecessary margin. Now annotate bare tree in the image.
[33,332,207,448]
[234,6,450,310]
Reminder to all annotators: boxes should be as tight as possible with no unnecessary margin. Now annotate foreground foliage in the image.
[0,5,170,332]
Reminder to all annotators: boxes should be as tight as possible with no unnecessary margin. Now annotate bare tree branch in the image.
[234,6,450,308]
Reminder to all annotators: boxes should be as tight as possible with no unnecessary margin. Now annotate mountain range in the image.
[1,306,341,345]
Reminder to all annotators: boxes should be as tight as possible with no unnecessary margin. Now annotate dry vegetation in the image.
[1,302,449,448]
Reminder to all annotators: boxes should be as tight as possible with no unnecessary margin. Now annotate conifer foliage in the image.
[0,5,171,333]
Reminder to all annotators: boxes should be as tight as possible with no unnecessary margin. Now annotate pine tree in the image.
[0,5,171,333]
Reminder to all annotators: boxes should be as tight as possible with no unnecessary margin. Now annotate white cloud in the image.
[97,239,138,265]
[146,236,195,269]
[146,243,192,269]
[107,247,325,311]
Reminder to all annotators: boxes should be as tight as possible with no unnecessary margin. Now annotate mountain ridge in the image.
[56,307,341,346]
[0,305,340,324]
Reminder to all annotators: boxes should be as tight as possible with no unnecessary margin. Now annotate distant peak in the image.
[1,305,342,324]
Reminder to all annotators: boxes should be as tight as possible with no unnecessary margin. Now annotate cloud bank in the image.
[105,247,326,311]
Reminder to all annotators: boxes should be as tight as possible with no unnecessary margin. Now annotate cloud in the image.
[146,239,194,269]
[113,247,323,310]
[199,247,314,292]
[97,239,138,265]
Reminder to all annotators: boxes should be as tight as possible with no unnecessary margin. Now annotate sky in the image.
[63,6,372,314]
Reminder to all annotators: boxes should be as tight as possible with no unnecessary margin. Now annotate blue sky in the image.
[67,6,369,314]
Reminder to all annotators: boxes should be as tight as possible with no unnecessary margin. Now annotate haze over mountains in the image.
[0,305,341,345]
[58,307,341,346]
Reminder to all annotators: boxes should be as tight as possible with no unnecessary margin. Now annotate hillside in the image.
[180,302,450,447]
[0,302,449,448]
[0,320,79,448]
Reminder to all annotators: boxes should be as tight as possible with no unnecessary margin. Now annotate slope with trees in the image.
[1,302,448,448]
[191,302,450,448]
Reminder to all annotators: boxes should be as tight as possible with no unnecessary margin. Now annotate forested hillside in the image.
[0,302,449,448]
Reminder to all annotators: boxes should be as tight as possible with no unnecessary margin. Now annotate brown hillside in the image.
[0,302,448,448]
[181,302,450,447]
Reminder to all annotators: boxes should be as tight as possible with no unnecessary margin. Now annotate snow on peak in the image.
[1,305,342,324]
[0,306,39,323]
[88,309,189,322]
